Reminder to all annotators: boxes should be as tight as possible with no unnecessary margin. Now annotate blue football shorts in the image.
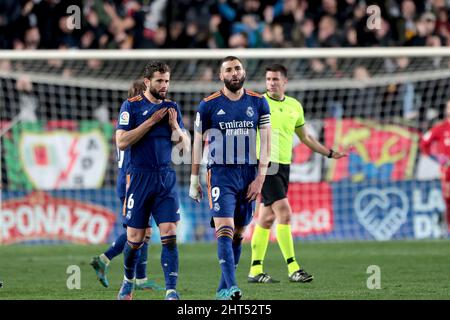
[206,165,257,227]
[120,196,154,229]
[123,167,180,229]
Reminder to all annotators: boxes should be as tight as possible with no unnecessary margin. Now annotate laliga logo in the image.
[354,188,408,240]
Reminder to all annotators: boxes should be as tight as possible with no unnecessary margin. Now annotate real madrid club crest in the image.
[246,106,254,117]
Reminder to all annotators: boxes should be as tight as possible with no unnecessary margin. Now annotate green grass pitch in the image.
[0,240,449,300]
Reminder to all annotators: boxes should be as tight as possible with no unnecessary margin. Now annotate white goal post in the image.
[1,47,450,60]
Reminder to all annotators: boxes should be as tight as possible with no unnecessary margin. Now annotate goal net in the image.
[1,48,449,245]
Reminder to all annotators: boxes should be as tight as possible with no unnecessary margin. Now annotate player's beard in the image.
[149,86,167,100]
[224,74,246,93]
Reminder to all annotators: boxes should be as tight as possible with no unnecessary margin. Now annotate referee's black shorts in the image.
[261,163,290,207]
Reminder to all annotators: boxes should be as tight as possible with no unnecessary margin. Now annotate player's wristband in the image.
[190,174,199,186]
[327,149,334,158]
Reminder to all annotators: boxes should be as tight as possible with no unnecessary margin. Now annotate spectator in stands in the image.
[260,24,275,47]
[271,23,288,48]
[121,0,167,49]
[23,26,41,50]
[232,13,265,47]
[374,18,396,47]
[16,75,38,122]
[166,21,189,48]
[395,0,418,45]
[404,16,426,45]
[293,18,318,47]
[423,12,437,36]
[82,3,109,48]
[436,7,450,41]
[208,14,227,48]
[133,23,168,49]
[228,31,249,48]
[343,26,358,47]
[353,65,371,81]
[320,0,339,21]
[80,30,97,49]
[187,21,210,48]
[317,15,341,47]
[352,1,374,46]
[405,12,439,46]
[57,15,81,49]
[200,66,214,82]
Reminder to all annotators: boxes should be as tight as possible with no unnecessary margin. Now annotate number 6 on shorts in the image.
[127,193,134,209]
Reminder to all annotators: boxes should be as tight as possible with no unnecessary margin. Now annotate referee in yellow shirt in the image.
[248,64,347,283]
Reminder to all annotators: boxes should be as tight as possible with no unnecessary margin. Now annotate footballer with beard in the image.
[189,56,271,300]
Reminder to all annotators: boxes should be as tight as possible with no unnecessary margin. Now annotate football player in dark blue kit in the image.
[116,62,189,300]
[90,81,163,292]
[190,56,271,300]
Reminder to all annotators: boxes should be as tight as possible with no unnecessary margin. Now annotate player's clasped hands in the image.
[168,108,179,130]
[148,107,168,126]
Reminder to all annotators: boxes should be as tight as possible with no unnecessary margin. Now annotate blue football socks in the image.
[123,240,143,281]
[216,226,236,289]
[104,232,127,261]
[161,235,178,290]
[136,236,150,280]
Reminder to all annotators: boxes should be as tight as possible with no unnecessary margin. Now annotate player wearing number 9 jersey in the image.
[190,56,271,300]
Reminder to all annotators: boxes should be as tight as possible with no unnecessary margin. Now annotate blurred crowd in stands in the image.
[1,0,450,50]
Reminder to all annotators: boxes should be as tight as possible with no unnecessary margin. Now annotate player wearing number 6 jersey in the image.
[116,61,189,300]
[189,56,271,300]
[90,80,162,291]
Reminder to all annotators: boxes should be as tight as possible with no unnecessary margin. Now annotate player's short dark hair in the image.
[128,79,146,98]
[143,61,171,79]
[220,56,245,69]
[265,64,288,78]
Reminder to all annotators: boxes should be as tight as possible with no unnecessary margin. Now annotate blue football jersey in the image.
[195,89,270,166]
[116,146,130,199]
[116,94,184,169]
